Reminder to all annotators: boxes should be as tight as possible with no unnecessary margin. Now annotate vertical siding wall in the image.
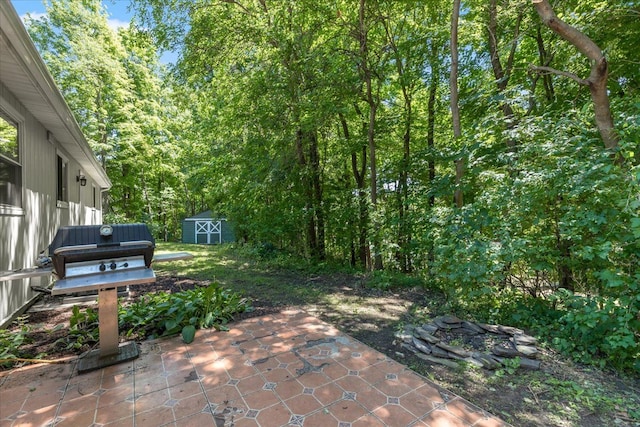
[0,82,102,327]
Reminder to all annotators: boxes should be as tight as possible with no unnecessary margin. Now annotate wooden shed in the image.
[181,211,235,244]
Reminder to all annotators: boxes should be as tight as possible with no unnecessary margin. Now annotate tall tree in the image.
[531,0,620,159]
[26,0,184,236]
[451,0,463,208]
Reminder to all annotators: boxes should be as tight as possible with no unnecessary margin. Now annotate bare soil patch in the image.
[4,273,639,427]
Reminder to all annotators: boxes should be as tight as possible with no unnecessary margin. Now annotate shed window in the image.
[0,111,21,209]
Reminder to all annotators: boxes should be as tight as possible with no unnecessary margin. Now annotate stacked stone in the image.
[395,315,541,371]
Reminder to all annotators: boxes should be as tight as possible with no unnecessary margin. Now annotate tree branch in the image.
[529,65,589,85]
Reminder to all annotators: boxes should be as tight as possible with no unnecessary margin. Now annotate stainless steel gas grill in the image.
[49,224,158,372]
[49,223,156,294]
[1,223,192,373]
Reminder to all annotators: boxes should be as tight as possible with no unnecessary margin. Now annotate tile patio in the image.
[0,309,509,426]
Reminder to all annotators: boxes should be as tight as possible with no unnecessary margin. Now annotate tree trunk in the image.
[384,18,413,272]
[340,112,369,268]
[532,0,620,160]
[488,0,522,149]
[427,47,438,271]
[451,0,463,208]
[309,130,325,260]
[359,0,382,270]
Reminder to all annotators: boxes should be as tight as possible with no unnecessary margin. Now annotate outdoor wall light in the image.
[76,173,87,186]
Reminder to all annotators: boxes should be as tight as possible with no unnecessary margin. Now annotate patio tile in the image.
[400,387,445,418]
[373,403,420,426]
[204,384,243,405]
[171,392,210,420]
[326,398,368,423]
[353,385,388,412]
[313,382,344,406]
[420,407,469,427]
[53,408,96,427]
[57,393,98,418]
[104,415,135,426]
[303,410,340,426]
[94,399,133,424]
[13,403,58,426]
[95,383,134,408]
[243,389,281,410]
[0,309,509,427]
[274,378,305,401]
[284,393,323,415]
[236,373,267,395]
[352,413,388,426]
[255,402,293,426]
[135,405,176,426]
[174,411,218,426]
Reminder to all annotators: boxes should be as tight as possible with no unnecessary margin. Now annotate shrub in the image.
[119,282,251,339]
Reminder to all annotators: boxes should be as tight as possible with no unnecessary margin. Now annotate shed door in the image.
[195,220,222,244]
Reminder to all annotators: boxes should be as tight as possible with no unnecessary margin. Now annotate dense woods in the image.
[26,0,639,372]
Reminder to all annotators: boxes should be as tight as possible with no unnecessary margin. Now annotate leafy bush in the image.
[119,283,251,339]
[0,318,31,368]
[56,305,100,350]
[550,290,639,372]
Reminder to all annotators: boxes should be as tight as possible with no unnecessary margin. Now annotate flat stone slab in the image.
[414,327,440,343]
[412,337,433,354]
[415,352,461,369]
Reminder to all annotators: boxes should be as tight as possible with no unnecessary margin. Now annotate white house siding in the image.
[0,81,103,327]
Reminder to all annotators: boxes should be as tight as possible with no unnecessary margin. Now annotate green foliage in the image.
[58,305,100,350]
[27,0,640,374]
[0,318,31,368]
[365,270,425,291]
[493,357,521,379]
[118,283,251,339]
[550,290,639,371]
[48,305,100,352]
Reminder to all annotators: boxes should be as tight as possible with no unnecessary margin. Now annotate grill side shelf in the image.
[51,268,155,295]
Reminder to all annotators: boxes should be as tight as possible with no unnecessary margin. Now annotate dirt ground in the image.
[4,273,639,427]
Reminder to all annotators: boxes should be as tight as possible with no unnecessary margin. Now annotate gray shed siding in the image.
[181,211,235,244]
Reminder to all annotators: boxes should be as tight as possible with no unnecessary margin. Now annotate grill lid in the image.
[49,223,155,278]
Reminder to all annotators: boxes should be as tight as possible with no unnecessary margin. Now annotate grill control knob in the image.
[99,263,106,272]
[109,262,117,270]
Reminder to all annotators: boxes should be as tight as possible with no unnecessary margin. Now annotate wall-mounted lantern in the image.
[76,173,87,186]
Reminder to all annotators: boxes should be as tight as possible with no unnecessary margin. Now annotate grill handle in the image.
[53,240,154,255]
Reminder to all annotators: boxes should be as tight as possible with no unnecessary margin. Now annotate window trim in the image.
[56,150,69,209]
[0,98,24,216]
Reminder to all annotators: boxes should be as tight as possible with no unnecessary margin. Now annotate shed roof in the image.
[0,2,111,190]
[184,210,228,221]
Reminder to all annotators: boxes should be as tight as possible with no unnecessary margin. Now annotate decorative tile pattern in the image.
[201,403,216,414]
[0,311,509,427]
[164,398,179,407]
[289,414,305,426]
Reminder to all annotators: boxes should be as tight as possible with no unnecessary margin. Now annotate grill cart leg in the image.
[77,287,139,373]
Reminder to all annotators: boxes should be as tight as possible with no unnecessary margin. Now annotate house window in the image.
[92,185,97,208]
[0,111,22,210]
[57,153,69,205]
